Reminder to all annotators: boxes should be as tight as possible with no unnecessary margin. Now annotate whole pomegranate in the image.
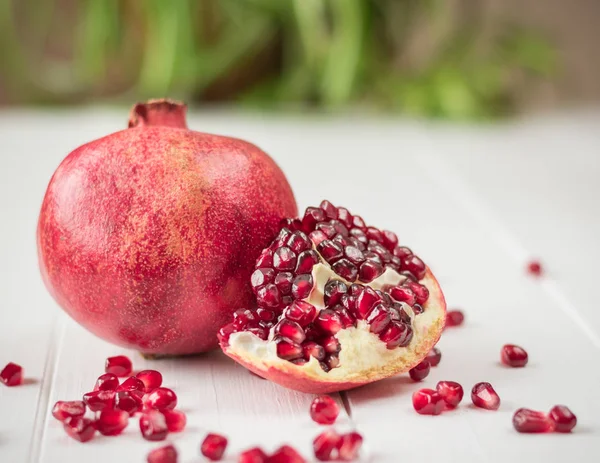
[37,99,297,355]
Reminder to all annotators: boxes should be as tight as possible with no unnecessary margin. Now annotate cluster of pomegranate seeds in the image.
[313,430,363,461]
[513,405,576,433]
[0,362,23,386]
[471,382,501,410]
[426,347,442,366]
[105,355,133,376]
[527,260,543,276]
[201,433,228,461]
[445,309,464,327]
[409,359,431,381]
[310,396,340,425]
[147,444,178,463]
[501,344,528,367]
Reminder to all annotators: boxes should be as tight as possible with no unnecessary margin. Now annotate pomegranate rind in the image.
[222,268,445,393]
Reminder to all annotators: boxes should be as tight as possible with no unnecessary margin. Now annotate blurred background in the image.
[1,0,599,119]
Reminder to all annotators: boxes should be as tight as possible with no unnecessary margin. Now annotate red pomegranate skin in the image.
[37,100,297,355]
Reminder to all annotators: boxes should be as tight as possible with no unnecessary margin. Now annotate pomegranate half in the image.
[37,99,297,355]
[219,201,446,393]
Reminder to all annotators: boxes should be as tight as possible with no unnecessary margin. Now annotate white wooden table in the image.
[1,109,599,462]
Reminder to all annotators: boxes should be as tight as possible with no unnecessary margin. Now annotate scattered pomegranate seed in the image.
[337,431,363,461]
[471,382,500,410]
[513,408,555,433]
[549,405,577,432]
[163,409,187,432]
[52,400,86,422]
[527,260,543,276]
[239,447,268,463]
[310,396,340,425]
[63,416,96,443]
[96,408,129,436]
[313,429,341,461]
[412,389,444,415]
[0,362,23,386]
[144,387,177,411]
[140,410,169,441]
[118,376,145,392]
[501,344,528,367]
[445,310,464,327]
[409,360,431,381]
[201,433,228,461]
[426,347,442,367]
[105,355,133,377]
[269,445,306,463]
[436,381,464,408]
[83,390,116,411]
[147,444,178,463]
[115,390,143,415]
[94,373,119,391]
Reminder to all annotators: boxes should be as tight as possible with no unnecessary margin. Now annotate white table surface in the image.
[1,108,599,463]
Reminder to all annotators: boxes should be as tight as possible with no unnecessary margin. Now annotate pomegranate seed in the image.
[255,248,274,268]
[402,255,426,280]
[257,308,276,322]
[83,390,115,412]
[272,228,293,248]
[317,240,343,263]
[382,230,398,250]
[355,286,380,319]
[404,281,429,305]
[239,447,268,463]
[445,310,464,327]
[283,301,317,326]
[275,272,294,295]
[390,286,416,305]
[336,207,353,227]
[201,433,228,461]
[251,268,276,291]
[333,305,355,328]
[426,347,442,367]
[303,341,326,361]
[0,362,23,386]
[501,344,528,367]
[471,382,500,410]
[274,247,297,271]
[140,410,169,441]
[366,227,383,243]
[350,228,368,245]
[105,355,132,377]
[94,373,119,391]
[320,200,338,219]
[147,444,178,463]
[274,319,306,344]
[310,395,340,425]
[296,250,320,274]
[247,326,269,340]
[326,353,340,370]
[63,416,96,443]
[513,408,554,433]
[309,230,328,246]
[337,431,363,461]
[527,260,543,276]
[96,408,129,436]
[379,321,412,349]
[332,258,358,281]
[144,387,177,411]
[358,260,384,283]
[366,303,392,334]
[436,381,464,408]
[52,400,86,422]
[549,405,577,432]
[288,231,311,253]
[313,429,341,461]
[292,274,313,299]
[275,337,304,360]
[115,390,143,415]
[269,445,306,463]
[324,280,348,306]
[163,409,187,432]
[412,389,444,415]
[344,245,365,266]
[393,246,412,259]
[303,207,326,231]
[257,284,282,309]
[321,336,341,354]
[217,323,236,345]
[351,215,366,229]
[315,309,342,335]
[136,369,163,392]
[118,376,145,392]
[409,360,430,381]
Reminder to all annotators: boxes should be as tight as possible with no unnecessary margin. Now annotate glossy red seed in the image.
[310,396,340,425]
[549,405,577,432]
[63,416,96,443]
[316,222,337,239]
[140,410,169,441]
[303,207,326,231]
[105,355,132,377]
[315,309,342,335]
[320,200,338,219]
[323,280,348,306]
[512,408,554,433]
[147,444,178,463]
[292,274,314,299]
[255,248,274,268]
[358,260,384,283]
[366,303,391,334]
[402,255,426,280]
[379,321,412,349]
[257,308,276,322]
[309,230,329,246]
[272,228,293,248]
[404,281,429,305]
[471,382,500,410]
[337,431,363,461]
[527,260,543,276]
[118,376,145,392]
[275,272,294,295]
[296,250,320,274]
[163,409,187,432]
[275,337,304,360]
[283,300,317,327]
[217,323,236,345]
[0,362,23,386]
[52,400,86,422]
[302,341,326,361]
[274,247,297,271]
[96,408,129,436]
[445,310,464,327]
[256,284,281,309]
[321,336,341,354]
[355,286,380,319]
[83,390,115,412]
[274,319,306,344]
[344,246,365,265]
[317,240,343,262]
[144,387,177,411]
[251,268,276,291]
[239,447,268,463]
[288,231,311,253]
[201,433,228,461]
[436,381,464,408]
[313,429,341,461]
[94,373,119,391]
[409,360,430,381]
[233,309,258,330]
[501,344,528,367]
[389,286,416,305]
[393,246,412,259]
[426,347,442,367]
[366,227,383,243]
[412,389,444,415]
[269,445,306,463]
[136,370,163,393]
[333,305,355,328]
[381,230,398,251]
[332,258,358,281]
[115,390,143,415]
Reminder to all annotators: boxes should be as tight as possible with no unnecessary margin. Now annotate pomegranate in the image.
[549,405,577,432]
[201,433,228,461]
[219,201,446,393]
[37,99,297,355]
[513,408,554,433]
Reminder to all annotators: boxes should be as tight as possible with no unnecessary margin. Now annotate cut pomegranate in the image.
[163,409,187,432]
[105,355,132,377]
[115,390,143,415]
[436,381,464,408]
[313,429,341,461]
[147,444,178,463]
[549,405,577,432]
[0,362,23,386]
[94,373,119,391]
[201,433,228,461]
[268,445,306,463]
[426,347,442,367]
[412,389,444,415]
[471,382,500,410]
[52,401,86,422]
[445,310,464,327]
[144,387,177,411]
[310,396,340,425]
[409,360,430,381]
[337,432,363,461]
[239,447,268,463]
[83,390,115,412]
[501,344,528,367]
[96,408,129,436]
[117,376,145,392]
[513,408,554,433]
[220,201,446,393]
[140,410,169,441]
[63,416,96,443]
[527,260,543,276]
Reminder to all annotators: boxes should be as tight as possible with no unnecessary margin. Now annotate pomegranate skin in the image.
[37,100,297,355]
